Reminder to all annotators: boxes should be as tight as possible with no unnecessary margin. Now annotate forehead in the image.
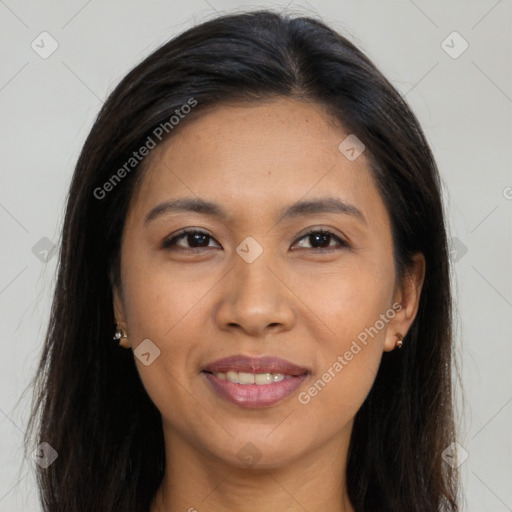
[128,98,387,230]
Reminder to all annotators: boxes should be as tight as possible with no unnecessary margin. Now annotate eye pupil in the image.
[310,232,330,248]
[190,232,209,247]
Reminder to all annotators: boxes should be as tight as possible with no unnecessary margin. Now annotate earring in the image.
[113,317,129,348]
[395,333,404,349]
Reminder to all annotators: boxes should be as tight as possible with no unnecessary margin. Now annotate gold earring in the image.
[395,333,404,349]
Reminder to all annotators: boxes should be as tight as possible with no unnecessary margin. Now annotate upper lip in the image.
[202,355,310,376]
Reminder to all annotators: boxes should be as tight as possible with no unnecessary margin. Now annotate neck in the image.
[150,424,355,512]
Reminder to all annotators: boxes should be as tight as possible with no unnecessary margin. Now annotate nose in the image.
[214,250,296,337]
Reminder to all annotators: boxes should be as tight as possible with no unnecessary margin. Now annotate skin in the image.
[113,97,425,512]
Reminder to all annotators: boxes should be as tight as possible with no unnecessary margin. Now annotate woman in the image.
[25,9,460,512]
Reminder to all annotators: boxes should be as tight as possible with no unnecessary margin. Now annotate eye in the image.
[292,228,348,252]
[162,227,348,252]
[162,229,220,250]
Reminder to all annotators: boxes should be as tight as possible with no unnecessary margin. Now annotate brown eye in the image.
[293,229,348,251]
[162,229,220,250]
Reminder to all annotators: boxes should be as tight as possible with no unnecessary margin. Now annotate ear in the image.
[112,284,130,349]
[383,252,426,352]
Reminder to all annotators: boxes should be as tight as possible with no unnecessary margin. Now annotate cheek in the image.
[121,268,206,388]
[302,251,395,342]
[120,242,215,341]
[296,255,394,415]
[121,266,210,436]
[295,346,382,444]
[117,246,199,391]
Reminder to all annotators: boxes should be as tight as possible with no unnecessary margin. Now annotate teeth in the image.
[238,372,255,384]
[215,371,291,384]
[226,371,239,383]
[255,373,272,385]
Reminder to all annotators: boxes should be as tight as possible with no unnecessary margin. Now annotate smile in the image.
[201,355,310,408]
[211,371,293,384]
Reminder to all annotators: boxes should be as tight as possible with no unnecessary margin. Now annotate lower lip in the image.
[202,372,308,408]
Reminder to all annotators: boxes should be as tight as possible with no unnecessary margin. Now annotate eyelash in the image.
[161,228,349,253]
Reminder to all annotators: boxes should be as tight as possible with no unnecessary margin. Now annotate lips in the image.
[201,355,310,408]
[202,355,309,376]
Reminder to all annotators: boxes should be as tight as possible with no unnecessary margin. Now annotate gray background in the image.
[1,0,511,510]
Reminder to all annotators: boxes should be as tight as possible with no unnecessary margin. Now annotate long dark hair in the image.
[25,9,459,511]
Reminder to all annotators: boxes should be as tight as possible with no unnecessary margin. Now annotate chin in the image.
[208,433,308,470]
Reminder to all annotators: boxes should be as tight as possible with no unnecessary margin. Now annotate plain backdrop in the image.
[0,1,511,510]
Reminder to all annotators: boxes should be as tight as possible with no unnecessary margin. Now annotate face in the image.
[113,97,424,470]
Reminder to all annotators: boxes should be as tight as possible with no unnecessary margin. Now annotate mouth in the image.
[201,355,310,408]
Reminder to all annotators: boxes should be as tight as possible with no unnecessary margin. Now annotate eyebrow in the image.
[144,197,366,226]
